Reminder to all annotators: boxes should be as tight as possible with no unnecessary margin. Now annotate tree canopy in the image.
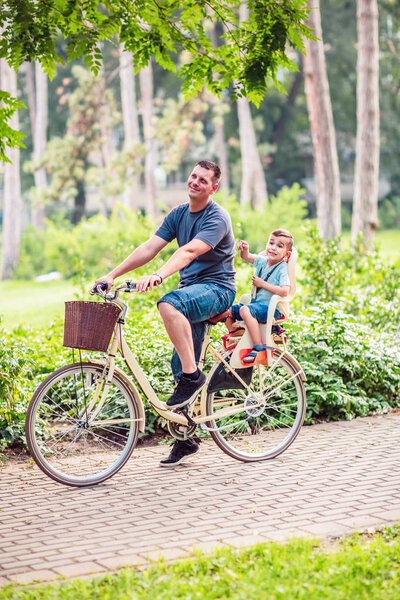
[0,0,312,161]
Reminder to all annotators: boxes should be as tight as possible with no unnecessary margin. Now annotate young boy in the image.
[225,229,293,364]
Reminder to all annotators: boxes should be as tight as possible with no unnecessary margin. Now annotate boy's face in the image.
[266,235,290,264]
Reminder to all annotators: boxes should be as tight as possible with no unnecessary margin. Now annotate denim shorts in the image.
[158,283,235,379]
[231,299,281,323]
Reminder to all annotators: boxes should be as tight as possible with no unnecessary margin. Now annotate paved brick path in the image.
[1,413,400,586]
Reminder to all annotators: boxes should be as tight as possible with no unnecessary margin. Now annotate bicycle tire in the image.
[205,350,306,462]
[25,362,140,487]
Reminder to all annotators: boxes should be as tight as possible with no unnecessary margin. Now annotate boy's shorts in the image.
[231,299,282,323]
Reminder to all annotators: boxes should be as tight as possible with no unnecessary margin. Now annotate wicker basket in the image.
[63,301,122,352]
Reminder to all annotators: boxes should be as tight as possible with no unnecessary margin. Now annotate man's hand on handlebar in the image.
[135,273,162,293]
[94,275,114,293]
[92,273,162,296]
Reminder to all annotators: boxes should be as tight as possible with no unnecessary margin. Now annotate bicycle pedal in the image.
[178,407,196,428]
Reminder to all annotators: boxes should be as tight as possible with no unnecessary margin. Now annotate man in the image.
[96,160,236,466]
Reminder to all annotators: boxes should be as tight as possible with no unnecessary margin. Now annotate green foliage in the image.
[299,224,400,331]
[14,205,170,280]
[0,90,26,162]
[155,93,226,173]
[23,65,139,214]
[1,0,314,159]
[0,325,34,449]
[2,525,400,599]
[379,197,400,230]
[286,305,400,423]
[218,183,308,252]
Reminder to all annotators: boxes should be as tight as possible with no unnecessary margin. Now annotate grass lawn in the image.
[0,280,77,329]
[1,526,400,599]
[341,229,400,261]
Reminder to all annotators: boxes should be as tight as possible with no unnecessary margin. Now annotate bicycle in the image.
[25,279,307,488]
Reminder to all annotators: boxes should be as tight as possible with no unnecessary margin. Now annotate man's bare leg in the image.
[158,301,197,374]
[158,301,206,409]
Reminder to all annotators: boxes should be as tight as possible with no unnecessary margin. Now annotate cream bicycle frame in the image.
[86,302,305,434]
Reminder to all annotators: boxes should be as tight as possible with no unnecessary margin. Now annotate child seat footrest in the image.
[239,346,274,367]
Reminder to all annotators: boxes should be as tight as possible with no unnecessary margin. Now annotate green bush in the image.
[218,183,308,252]
[0,328,35,449]
[298,224,400,331]
[286,303,400,423]
[14,205,174,280]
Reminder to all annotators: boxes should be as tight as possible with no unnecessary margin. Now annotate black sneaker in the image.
[159,439,199,468]
[166,370,206,408]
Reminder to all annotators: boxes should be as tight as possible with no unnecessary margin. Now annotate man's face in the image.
[187,165,218,203]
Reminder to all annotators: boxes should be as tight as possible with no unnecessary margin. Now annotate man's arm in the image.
[135,238,212,292]
[95,235,168,291]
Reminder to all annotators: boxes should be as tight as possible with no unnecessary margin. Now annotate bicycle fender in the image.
[89,359,146,432]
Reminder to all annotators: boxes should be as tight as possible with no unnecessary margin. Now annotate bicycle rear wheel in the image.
[205,350,306,462]
[25,362,140,487]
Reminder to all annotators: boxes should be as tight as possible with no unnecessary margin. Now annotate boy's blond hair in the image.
[271,229,294,251]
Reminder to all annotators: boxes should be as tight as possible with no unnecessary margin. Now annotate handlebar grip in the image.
[90,281,109,295]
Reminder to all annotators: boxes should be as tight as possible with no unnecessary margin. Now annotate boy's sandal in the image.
[241,345,267,364]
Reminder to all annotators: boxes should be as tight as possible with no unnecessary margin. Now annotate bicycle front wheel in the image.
[25,362,140,487]
[205,350,306,462]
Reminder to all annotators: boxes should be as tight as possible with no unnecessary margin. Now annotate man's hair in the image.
[271,229,294,250]
[196,160,221,184]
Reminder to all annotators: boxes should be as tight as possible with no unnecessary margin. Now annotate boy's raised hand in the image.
[237,239,249,252]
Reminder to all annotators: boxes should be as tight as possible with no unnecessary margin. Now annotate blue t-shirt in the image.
[155,200,236,292]
[253,256,290,304]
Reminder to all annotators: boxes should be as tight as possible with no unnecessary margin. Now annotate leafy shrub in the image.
[0,327,35,449]
[286,303,400,423]
[298,224,400,331]
[14,204,175,280]
[218,183,308,252]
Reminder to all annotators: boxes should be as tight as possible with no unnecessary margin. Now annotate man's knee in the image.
[158,301,177,318]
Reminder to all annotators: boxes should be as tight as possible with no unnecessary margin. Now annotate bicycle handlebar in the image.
[90,279,137,300]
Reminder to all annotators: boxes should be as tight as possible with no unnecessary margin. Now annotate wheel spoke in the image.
[206,351,306,460]
[26,363,139,486]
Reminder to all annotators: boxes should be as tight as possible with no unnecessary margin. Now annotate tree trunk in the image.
[214,115,230,192]
[303,0,341,240]
[351,0,380,246]
[139,63,157,217]
[237,96,268,208]
[72,179,86,225]
[1,59,21,280]
[210,25,230,191]
[119,45,141,209]
[24,62,36,140]
[237,2,268,208]
[32,62,48,229]
[271,69,303,146]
